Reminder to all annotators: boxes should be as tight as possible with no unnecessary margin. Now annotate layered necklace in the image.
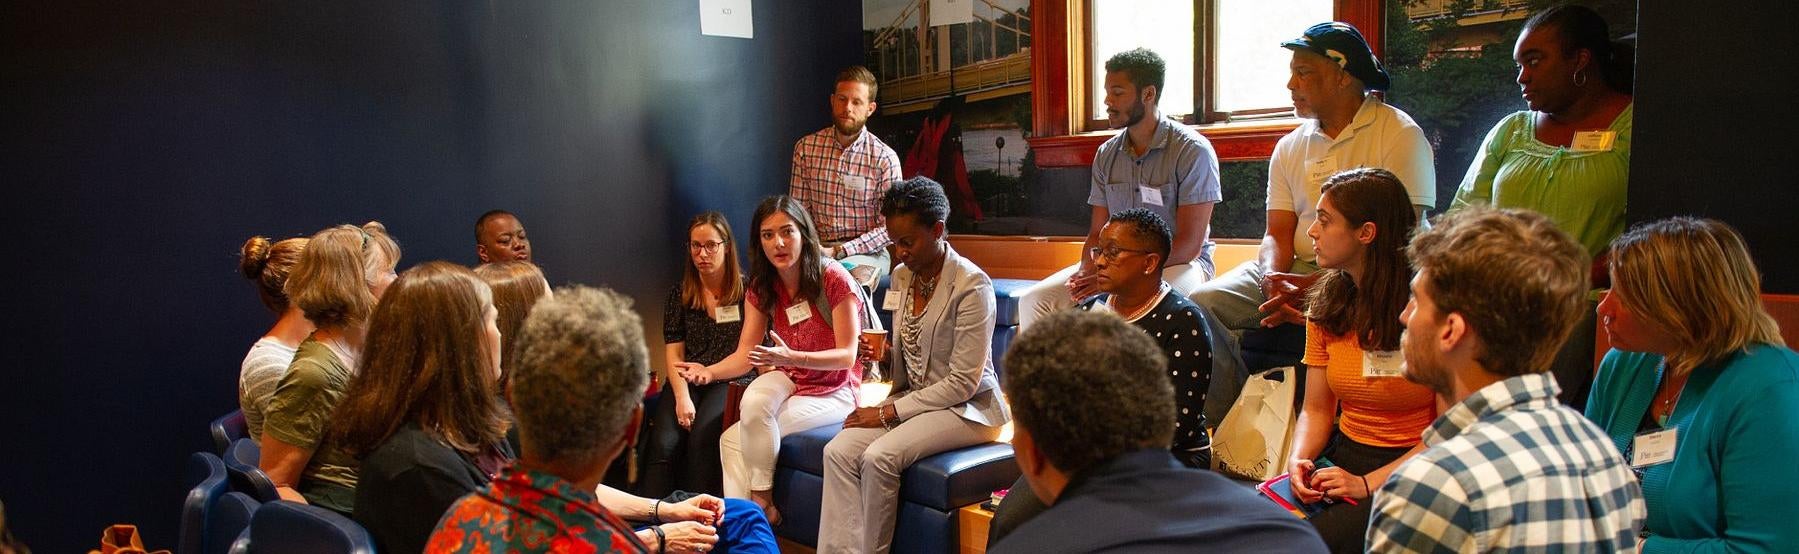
[898,253,946,385]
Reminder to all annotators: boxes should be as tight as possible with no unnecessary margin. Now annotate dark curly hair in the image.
[1002,309,1175,474]
[880,176,950,224]
[1107,208,1173,271]
[1104,48,1166,101]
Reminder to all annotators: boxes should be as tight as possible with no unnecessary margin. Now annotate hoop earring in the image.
[1573,71,1589,87]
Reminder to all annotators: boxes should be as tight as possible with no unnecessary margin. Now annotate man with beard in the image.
[475,209,532,264]
[1368,206,1643,552]
[1015,48,1221,331]
[790,65,904,285]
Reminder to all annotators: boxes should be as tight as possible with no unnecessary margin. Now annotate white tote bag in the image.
[1212,366,1300,481]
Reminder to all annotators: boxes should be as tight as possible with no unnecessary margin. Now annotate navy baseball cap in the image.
[1281,22,1391,91]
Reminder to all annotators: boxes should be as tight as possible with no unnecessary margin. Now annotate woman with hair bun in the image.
[238,235,312,444]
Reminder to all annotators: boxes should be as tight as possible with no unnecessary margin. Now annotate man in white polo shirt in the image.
[1192,22,1435,336]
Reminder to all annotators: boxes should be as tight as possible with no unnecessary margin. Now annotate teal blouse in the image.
[1451,104,1632,257]
[1586,345,1799,553]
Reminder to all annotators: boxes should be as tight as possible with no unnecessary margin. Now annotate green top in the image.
[264,337,359,514]
[1586,345,1799,553]
[1450,103,1632,257]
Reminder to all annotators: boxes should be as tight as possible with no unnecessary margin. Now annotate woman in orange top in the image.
[1284,169,1439,553]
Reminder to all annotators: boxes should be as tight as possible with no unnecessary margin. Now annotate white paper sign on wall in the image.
[701,0,753,39]
[930,0,975,26]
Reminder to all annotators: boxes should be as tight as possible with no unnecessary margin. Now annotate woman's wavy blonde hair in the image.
[1608,217,1782,373]
[284,221,401,328]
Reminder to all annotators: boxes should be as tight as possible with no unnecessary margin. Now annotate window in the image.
[1086,0,1332,129]
[1027,0,1383,168]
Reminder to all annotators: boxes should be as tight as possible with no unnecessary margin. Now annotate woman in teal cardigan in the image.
[1586,217,1799,553]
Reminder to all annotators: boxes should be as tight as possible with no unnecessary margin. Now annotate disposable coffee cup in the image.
[862,329,888,362]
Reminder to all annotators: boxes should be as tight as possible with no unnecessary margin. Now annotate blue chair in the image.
[180,452,229,554]
[210,411,248,455]
[222,438,280,503]
[210,492,259,554]
[240,500,374,554]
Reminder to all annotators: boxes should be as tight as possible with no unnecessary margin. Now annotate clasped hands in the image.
[1288,459,1371,504]
[652,494,728,553]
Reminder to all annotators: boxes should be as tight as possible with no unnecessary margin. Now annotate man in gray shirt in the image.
[1015,48,1222,331]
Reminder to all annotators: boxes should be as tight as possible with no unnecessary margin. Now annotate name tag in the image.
[844,175,868,191]
[1570,131,1616,153]
[1138,185,1164,207]
[882,289,903,311]
[1362,350,1405,378]
[784,302,813,325]
[1307,156,1338,184]
[1632,428,1677,468]
[713,305,741,323]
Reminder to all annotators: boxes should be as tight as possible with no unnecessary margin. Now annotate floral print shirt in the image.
[426,465,647,553]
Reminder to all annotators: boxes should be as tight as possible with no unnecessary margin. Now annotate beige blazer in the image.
[884,245,1009,427]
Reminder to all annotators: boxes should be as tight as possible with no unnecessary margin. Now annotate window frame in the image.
[1028,0,1385,167]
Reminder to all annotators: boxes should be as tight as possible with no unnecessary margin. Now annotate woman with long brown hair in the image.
[473,260,550,393]
[678,196,863,525]
[337,261,513,554]
[1284,169,1439,552]
[639,212,746,498]
[1587,218,1799,552]
[237,234,312,444]
[259,221,400,515]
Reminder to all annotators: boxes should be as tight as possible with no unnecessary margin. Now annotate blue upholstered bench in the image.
[767,277,1035,551]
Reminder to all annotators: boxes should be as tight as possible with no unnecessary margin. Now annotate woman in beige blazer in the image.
[818,177,1010,554]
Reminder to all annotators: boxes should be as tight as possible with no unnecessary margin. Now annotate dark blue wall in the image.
[0,1,860,551]
[1629,0,1799,293]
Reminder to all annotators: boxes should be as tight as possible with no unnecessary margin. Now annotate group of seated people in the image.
[224,6,1797,553]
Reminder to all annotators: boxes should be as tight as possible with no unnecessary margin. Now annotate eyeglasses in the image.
[688,240,726,252]
[1088,245,1152,263]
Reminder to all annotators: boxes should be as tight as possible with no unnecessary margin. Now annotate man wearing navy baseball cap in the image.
[1189,23,1438,551]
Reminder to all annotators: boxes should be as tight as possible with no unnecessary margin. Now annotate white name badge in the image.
[1362,350,1405,378]
[1632,428,1677,468]
[1570,130,1617,153]
[1307,156,1338,184]
[882,289,903,311]
[713,305,741,323]
[784,302,813,325]
[844,175,868,191]
[1138,185,1165,207]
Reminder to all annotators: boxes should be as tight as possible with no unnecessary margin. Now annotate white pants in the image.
[720,370,857,496]
[1016,260,1214,331]
[817,409,1002,554]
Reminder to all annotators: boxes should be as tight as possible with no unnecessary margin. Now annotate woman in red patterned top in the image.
[678,196,863,525]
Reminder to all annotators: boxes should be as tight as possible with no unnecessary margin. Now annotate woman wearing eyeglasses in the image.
[986,207,1214,548]
[640,212,749,499]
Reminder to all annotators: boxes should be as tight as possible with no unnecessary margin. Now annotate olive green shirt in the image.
[264,338,359,514]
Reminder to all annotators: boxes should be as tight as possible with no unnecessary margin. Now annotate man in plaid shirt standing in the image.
[790,65,903,286]
[1371,206,1644,552]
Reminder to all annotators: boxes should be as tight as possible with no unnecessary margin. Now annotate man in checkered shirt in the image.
[789,65,903,285]
[1371,206,1644,552]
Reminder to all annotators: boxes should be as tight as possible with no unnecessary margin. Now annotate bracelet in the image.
[1359,474,1370,495]
[880,406,898,430]
[651,498,662,524]
[651,524,666,554]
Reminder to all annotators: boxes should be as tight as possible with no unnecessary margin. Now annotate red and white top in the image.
[747,262,863,397]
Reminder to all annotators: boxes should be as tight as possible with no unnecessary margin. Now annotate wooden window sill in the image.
[1025,119,1297,168]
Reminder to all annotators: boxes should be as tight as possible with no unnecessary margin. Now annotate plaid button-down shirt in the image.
[789,127,902,257]
[1368,372,1644,553]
